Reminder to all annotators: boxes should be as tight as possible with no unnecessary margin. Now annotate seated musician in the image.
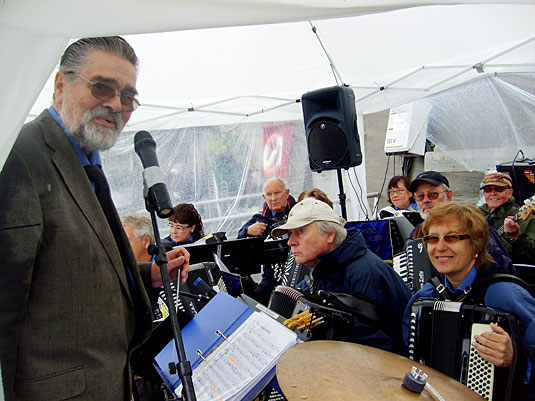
[379,175,418,218]
[271,198,411,354]
[121,212,154,263]
[479,172,535,265]
[270,188,335,289]
[409,170,514,275]
[402,202,535,399]
[165,203,205,246]
[237,177,297,305]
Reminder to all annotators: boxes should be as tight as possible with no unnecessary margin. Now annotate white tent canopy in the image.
[1,0,534,234]
[2,1,534,166]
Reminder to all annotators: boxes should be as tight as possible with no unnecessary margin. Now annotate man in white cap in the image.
[271,198,411,354]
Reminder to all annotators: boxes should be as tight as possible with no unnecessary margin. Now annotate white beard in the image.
[61,105,124,153]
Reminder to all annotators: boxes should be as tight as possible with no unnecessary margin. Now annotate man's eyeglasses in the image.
[388,189,407,196]
[169,223,191,232]
[67,71,140,112]
[482,185,510,193]
[413,190,448,202]
[423,234,471,244]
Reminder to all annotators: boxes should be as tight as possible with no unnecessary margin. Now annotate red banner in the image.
[262,123,293,179]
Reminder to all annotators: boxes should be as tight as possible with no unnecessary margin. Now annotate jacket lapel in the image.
[38,112,134,304]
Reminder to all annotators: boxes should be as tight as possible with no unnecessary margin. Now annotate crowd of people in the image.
[0,34,533,401]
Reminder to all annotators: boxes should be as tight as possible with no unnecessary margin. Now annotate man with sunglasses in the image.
[0,37,190,401]
[408,171,514,275]
[408,171,453,222]
[479,172,535,265]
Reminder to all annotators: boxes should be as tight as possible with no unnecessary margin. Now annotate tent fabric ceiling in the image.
[1,1,534,168]
[4,1,531,36]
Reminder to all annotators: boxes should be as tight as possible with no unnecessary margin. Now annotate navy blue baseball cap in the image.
[409,171,449,192]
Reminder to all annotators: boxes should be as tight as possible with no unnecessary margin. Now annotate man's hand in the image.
[150,247,190,288]
[247,222,267,236]
[504,217,522,239]
[472,323,513,367]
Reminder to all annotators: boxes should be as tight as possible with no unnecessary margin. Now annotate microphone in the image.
[134,131,174,218]
[193,277,217,299]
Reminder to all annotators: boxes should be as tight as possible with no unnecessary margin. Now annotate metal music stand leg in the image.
[147,203,197,401]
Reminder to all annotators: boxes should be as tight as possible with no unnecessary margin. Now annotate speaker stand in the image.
[337,169,348,220]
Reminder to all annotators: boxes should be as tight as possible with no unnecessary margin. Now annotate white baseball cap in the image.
[271,198,344,237]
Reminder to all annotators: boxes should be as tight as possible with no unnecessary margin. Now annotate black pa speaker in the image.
[496,157,535,205]
[301,86,362,172]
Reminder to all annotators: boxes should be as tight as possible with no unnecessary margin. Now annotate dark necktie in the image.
[84,165,142,335]
[84,165,131,266]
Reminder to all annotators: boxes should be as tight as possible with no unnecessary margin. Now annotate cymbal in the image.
[276,341,484,401]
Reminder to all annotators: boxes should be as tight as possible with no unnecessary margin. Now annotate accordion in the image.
[268,286,366,342]
[393,238,438,294]
[274,252,312,289]
[409,299,520,401]
[155,262,230,320]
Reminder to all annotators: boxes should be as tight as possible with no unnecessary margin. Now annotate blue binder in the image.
[154,291,254,391]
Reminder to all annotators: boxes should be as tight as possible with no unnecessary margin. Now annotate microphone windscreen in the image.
[134,130,155,153]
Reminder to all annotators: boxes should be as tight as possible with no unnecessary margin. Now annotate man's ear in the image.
[446,190,453,201]
[143,234,152,249]
[326,228,336,244]
[53,72,66,108]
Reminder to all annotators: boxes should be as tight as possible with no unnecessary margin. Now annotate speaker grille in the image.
[307,121,350,171]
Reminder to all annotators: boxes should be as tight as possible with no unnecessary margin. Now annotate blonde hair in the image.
[421,202,494,270]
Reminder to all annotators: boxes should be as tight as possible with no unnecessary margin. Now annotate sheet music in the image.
[213,252,231,274]
[175,311,298,401]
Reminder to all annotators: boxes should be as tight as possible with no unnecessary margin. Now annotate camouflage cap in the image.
[480,172,513,190]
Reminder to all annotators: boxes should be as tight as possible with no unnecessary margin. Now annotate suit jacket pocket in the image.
[15,365,86,401]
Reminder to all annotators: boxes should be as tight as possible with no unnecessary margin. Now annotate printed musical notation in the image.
[176,311,298,401]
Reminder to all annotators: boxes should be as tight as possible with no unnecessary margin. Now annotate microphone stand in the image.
[146,199,197,401]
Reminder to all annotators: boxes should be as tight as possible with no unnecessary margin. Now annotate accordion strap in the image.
[429,273,534,302]
[429,276,455,300]
[459,273,534,302]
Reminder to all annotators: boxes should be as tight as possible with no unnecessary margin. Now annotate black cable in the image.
[353,171,371,220]
[347,169,369,220]
[372,155,391,218]
[402,155,414,177]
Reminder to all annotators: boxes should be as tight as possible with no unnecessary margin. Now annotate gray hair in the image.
[316,220,347,248]
[121,212,154,244]
[59,36,139,76]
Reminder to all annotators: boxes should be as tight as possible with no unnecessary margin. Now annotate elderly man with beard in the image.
[0,37,189,401]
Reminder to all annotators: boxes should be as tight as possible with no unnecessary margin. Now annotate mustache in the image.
[82,106,123,128]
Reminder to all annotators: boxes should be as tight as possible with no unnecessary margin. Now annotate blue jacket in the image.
[312,229,411,354]
[237,195,297,239]
[237,195,296,296]
[163,234,194,247]
[402,264,535,393]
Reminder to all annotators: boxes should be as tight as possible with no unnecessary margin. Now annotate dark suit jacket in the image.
[0,111,154,400]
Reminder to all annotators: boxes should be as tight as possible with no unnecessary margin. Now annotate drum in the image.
[276,341,485,401]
